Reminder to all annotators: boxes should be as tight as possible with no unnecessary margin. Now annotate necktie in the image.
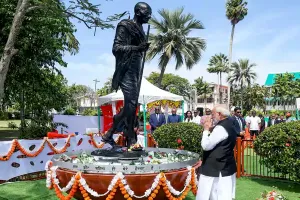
[156,114,159,121]
[237,117,242,131]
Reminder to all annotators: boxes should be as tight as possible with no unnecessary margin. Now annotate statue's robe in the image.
[108,19,146,146]
[112,19,146,94]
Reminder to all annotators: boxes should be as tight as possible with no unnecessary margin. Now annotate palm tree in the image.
[147,8,206,87]
[193,77,213,108]
[227,59,257,89]
[207,53,229,103]
[226,0,248,107]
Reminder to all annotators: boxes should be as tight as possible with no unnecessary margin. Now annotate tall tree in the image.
[227,59,256,109]
[147,8,206,87]
[227,59,257,88]
[193,77,213,108]
[272,73,300,111]
[97,77,113,96]
[0,0,127,102]
[226,0,248,107]
[147,72,191,97]
[207,53,229,103]
[68,84,94,108]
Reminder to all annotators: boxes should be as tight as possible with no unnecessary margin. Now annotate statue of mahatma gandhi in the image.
[102,2,152,147]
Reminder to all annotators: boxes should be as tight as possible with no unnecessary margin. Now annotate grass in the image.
[0,120,20,141]
[0,178,299,200]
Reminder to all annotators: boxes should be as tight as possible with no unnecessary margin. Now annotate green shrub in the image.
[254,121,300,182]
[19,123,51,139]
[0,111,9,120]
[8,122,18,129]
[63,108,76,115]
[82,108,98,116]
[153,122,203,156]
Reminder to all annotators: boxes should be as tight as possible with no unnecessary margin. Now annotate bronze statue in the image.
[102,2,152,147]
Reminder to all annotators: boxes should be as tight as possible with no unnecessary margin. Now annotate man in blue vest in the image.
[196,105,237,200]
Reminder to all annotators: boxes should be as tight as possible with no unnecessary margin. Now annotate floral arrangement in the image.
[177,138,184,150]
[0,135,72,161]
[45,161,198,200]
[257,189,287,200]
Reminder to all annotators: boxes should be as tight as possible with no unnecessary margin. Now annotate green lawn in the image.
[0,120,20,141]
[0,177,299,200]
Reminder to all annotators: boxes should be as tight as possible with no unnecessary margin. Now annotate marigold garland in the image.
[46,161,198,200]
[0,136,73,161]
[0,139,17,161]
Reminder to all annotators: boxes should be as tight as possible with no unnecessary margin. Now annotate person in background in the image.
[245,112,251,124]
[247,111,261,139]
[192,110,201,125]
[275,113,279,121]
[285,112,294,122]
[267,114,277,127]
[277,114,286,123]
[149,106,166,133]
[232,107,246,137]
[200,108,212,126]
[167,108,181,123]
[184,110,193,122]
[258,114,265,133]
[196,106,237,200]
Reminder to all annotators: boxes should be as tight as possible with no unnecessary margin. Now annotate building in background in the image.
[264,72,300,111]
[196,83,228,112]
[76,94,97,113]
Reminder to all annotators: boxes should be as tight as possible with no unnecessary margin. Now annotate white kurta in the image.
[196,126,236,200]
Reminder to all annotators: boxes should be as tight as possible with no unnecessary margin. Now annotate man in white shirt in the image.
[247,111,261,139]
[196,105,237,200]
[192,110,201,125]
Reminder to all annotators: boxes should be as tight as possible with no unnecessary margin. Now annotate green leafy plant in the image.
[8,122,18,129]
[82,108,98,116]
[63,108,76,115]
[254,121,300,182]
[153,122,203,156]
[19,114,68,139]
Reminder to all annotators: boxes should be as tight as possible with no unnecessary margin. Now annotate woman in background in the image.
[184,111,193,122]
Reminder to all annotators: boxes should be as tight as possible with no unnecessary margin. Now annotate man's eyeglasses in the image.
[236,112,241,114]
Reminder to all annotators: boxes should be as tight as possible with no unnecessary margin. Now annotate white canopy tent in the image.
[98,77,184,105]
[98,77,184,146]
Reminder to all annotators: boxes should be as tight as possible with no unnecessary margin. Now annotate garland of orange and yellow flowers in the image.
[87,133,121,149]
[45,161,198,200]
[0,135,73,161]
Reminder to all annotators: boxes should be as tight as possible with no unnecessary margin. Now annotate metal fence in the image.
[236,138,291,180]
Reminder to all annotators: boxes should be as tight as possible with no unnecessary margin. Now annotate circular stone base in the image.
[56,161,201,200]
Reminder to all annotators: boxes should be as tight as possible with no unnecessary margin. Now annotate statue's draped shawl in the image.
[111,19,146,91]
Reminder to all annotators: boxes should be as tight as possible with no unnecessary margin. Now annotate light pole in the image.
[93,79,100,109]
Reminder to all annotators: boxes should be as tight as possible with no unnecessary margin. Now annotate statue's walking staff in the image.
[136,24,151,103]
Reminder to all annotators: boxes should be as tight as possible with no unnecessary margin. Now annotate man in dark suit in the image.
[149,107,166,132]
[231,107,246,137]
[267,114,277,127]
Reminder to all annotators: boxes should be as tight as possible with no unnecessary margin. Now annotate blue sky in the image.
[60,0,300,89]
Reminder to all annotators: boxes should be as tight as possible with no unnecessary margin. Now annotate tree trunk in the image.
[219,72,222,104]
[158,66,166,88]
[227,24,236,109]
[204,94,207,109]
[0,0,29,102]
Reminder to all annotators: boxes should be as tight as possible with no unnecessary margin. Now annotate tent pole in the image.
[143,103,147,147]
[181,100,184,122]
[97,106,101,133]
